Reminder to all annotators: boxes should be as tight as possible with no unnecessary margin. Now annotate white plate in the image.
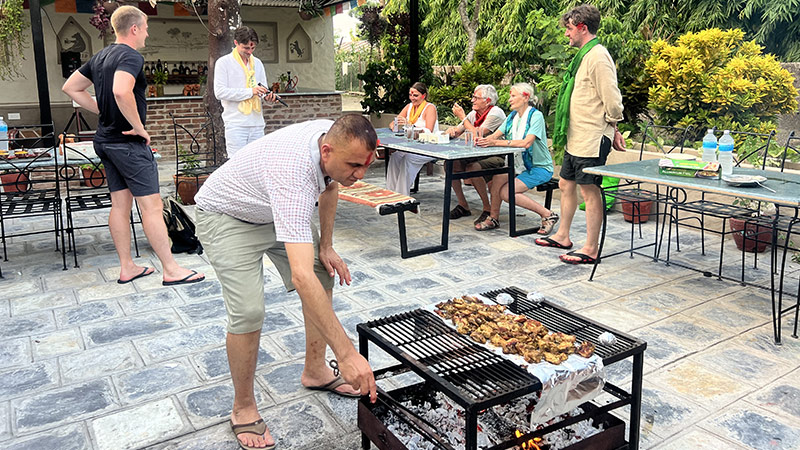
[722,174,767,187]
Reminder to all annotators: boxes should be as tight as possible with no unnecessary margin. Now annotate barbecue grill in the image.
[357,286,646,450]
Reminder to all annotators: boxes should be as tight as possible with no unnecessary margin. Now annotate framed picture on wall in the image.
[254,22,278,63]
[286,24,312,63]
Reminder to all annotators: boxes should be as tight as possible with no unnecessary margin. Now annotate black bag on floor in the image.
[162,197,203,255]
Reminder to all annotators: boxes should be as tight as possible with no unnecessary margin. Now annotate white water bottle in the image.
[701,129,717,162]
[0,116,8,153]
[718,130,734,176]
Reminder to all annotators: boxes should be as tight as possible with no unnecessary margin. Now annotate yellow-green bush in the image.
[646,28,797,134]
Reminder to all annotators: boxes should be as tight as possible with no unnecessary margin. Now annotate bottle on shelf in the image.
[178,62,185,75]
[190,63,198,75]
[144,63,151,76]
[202,63,208,75]
[718,130,734,176]
[156,59,163,73]
[0,116,8,153]
[172,63,179,76]
[701,129,717,163]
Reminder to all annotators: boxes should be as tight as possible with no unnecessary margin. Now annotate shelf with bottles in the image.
[145,60,208,85]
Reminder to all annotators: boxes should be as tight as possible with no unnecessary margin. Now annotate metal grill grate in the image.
[361,309,540,408]
[480,286,646,365]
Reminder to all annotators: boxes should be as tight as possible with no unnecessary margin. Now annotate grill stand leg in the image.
[466,408,478,450]
[629,352,644,450]
[359,331,371,449]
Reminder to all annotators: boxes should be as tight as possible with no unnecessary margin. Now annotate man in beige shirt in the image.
[536,4,625,264]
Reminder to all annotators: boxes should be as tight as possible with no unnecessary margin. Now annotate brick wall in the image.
[145,94,343,161]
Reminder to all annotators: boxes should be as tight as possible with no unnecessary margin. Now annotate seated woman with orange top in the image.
[385,82,439,195]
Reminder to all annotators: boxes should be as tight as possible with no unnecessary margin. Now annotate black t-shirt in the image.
[78,43,147,144]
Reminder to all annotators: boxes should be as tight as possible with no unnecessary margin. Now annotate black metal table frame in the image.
[384,149,539,259]
[357,293,645,450]
[591,179,798,344]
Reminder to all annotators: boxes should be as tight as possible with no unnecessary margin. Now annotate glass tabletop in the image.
[376,128,521,160]
[584,159,800,206]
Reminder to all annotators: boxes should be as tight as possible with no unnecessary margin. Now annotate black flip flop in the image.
[449,204,472,219]
[162,269,205,286]
[559,251,600,265]
[117,267,154,284]
[534,237,573,250]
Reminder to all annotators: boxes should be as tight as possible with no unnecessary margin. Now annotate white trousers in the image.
[225,125,264,158]
[386,151,436,195]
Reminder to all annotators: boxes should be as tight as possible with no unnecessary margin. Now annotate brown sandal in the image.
[538,212,559,235]
[230,418,275,450]
[475,216,500,231]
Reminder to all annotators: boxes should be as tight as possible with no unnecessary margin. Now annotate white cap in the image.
[723,129,730,134]
[707,129,713,133]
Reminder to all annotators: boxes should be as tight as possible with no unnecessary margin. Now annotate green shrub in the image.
[427,41,505,124]
[646,28,798,136]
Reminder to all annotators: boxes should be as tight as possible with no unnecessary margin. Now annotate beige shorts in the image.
[195,208,334,334]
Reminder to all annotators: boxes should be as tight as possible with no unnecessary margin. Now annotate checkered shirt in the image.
[195,120,332,243]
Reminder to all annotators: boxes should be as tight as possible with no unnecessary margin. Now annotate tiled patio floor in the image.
[1,162,799,449]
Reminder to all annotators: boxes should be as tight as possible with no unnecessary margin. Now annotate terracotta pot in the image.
[621,199,652,224]
[1,172,31,192]
[729,217,771,253]
[82,168,106,187]
[173,173,209,205]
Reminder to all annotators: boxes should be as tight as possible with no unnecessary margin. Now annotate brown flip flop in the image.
[305,375,361,398]
[230,418,275,450]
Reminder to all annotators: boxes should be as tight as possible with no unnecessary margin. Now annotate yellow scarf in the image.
[408,100,427,125]
[232,49,261,115]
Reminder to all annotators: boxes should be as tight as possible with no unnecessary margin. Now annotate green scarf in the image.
[553,37,599,150]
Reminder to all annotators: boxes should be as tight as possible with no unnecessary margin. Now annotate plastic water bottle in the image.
[718,130,734,176]
[701,129,717,162]
[0,116,8,153]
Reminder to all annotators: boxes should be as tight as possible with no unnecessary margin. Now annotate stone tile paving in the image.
[0,163,799,449]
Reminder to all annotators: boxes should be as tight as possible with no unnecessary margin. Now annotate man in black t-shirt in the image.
[62,6,204,287]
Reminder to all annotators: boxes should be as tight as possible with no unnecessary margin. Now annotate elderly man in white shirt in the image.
[214,26,278,157]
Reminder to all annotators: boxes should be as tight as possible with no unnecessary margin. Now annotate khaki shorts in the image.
[195,208,334,334]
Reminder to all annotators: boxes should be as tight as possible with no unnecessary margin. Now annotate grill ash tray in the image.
[359,383,626,450]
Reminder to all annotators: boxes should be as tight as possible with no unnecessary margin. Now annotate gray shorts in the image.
[94,141,160,196]
[560,136,612,186]
[195,208,335,334]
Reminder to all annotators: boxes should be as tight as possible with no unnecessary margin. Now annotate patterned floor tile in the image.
[699,402,800,450]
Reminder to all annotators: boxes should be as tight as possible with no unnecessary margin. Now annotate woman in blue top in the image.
[475,83,558,234]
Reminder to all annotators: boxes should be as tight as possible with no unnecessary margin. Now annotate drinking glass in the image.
[464,131,474,147]
[405,125,415,141]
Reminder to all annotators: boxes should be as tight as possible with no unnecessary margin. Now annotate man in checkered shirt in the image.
[195,115,378,449]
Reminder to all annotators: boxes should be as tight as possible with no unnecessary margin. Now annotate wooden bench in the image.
[337,181,421,258]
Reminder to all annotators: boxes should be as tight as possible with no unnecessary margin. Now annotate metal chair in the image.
[0,125,64,267]
[593,123,693,278]
[171,112,221,205]
[665,129,778,282]
[745,131,800,343]
[60,134,142,268]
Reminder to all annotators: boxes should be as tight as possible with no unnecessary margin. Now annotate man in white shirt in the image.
[214,26,278,158]
[445,84,507,224]
[194,115,378,450]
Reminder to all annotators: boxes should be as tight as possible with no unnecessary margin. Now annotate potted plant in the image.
[173,149,208,205]
[152,69,168,97]
[79,163,106,187]
[298,0,324,20]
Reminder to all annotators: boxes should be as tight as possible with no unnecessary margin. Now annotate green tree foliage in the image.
[358,9,435,115]
[0,0,27,80]
[596,0,800,61]
[427,40,505,124]
[646,28,798,135]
